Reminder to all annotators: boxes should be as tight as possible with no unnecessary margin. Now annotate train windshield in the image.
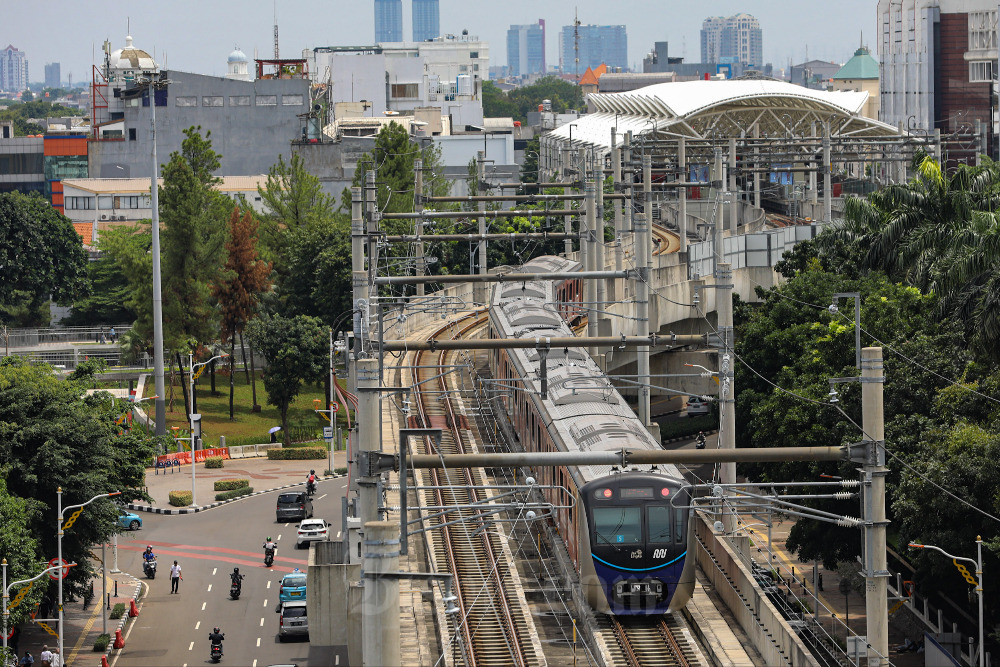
[647,507,672,544]
[593,507,642,545]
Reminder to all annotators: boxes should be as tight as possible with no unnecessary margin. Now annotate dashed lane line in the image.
[188,641,194,651]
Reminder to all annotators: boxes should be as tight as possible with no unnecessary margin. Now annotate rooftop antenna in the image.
[273,1,279,59]
[573,8,580,82]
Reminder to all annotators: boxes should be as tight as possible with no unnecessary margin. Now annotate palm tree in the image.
[825,156,1000,353]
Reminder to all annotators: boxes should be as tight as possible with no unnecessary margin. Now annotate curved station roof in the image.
[549,79,899,150]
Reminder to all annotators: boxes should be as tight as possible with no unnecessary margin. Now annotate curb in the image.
[126,475,344,516]
[662,428,718,445]
[101,574,141,663]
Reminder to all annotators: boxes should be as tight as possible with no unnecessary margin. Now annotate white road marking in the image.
[263,599,268,607]
[110,581,148,667]
[336,656,340,665]
[266,580,271,589]
[260,617,264,626]
[212,568,217,576]
[188,642,194,651]
[206,584,212,592]
[201,602,206,611]
[252,661,257,667]
[336,531,341,538]
[283,522,289,528]
[317,493,328,500]
[256,637,261,647]
[195,621,200,630]
[276,534,282,541]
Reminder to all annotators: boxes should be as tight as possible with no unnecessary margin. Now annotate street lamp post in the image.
[189,352,228,507]
[3,561,76,657]
[110,393,156,577]
[910,538,985,667]
[56,489,120,661]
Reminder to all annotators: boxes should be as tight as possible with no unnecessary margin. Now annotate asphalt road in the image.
[114,478,347,667]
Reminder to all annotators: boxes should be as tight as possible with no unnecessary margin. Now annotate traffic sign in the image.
[331,402,340,413]
[48,558,70,580]
[323,426,333,440]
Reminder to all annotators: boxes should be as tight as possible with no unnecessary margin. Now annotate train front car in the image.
[580,473,694,615]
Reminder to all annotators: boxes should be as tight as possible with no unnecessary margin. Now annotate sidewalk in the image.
[133,452,349,511]
[12,570,140,667]
[756,516,924,666]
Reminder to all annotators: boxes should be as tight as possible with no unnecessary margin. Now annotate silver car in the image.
[278,600,309,640]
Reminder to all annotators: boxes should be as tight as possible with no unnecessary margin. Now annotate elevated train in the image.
[489,255,696,615]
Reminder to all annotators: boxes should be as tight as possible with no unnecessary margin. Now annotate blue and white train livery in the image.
[489,255,695,615]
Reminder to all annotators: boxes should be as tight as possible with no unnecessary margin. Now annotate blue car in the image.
[278,570,307,602]
[117,509,142,531]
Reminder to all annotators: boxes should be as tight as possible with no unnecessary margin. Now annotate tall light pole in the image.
[57,489,120,661]
[909,538,985,667]
[3,561,76,657]
[189,352,228,507]
[140,74,172,438]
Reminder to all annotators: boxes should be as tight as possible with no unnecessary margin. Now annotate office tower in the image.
[412,0,440,42]
[375,0,403,43]
[0,45,28,92]
[507,20,546,76]
[701,14,762,67]
[559,24,627,75]
[44,62,60,88]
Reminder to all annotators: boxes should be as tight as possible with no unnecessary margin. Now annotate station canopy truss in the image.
[547,79,902,153]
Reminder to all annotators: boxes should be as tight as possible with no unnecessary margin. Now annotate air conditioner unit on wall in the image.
[118,216,126,221]
[100,214,108,220]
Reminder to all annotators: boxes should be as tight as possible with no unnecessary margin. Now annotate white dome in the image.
[228,47,248,64]
[109,35,158,72]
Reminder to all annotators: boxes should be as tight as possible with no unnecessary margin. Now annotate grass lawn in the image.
[141,368,354,448]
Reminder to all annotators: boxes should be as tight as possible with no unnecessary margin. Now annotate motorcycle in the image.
[229,580,241,600]
[264,547,275,567]
[306,480,316,496]
[143,559,157,579]
[210,643,223,662]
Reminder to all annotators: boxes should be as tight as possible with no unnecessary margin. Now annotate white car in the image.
[685,396,711,416]
[296,518,330,548]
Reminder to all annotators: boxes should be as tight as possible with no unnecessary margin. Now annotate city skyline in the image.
[5,1,879,83]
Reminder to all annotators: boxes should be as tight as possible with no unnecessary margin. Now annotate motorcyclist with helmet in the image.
[306,470,317,496]
[230,567,244,592]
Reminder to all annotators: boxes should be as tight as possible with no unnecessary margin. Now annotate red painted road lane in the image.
[139,539,307,562]
[119,543,307,568]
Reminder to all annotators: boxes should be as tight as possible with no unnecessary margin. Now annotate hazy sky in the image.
[8,1,879,83]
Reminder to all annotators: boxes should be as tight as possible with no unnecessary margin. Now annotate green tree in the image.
[483,78,584,123]
[63,244,136,326]
[274,217,352,325]
[0,192,88,325]
[0,477,44,645]
[213,208,272,419]
[95,224,153,348]
[0,357,155,601]
[159,127,227,354]
[244,314,327,445]
[259,153,336,232]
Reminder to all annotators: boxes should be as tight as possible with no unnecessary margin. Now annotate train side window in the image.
[674,507,686,543]
[647,506,672,544]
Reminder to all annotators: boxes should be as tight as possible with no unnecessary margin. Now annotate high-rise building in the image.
[558,24,627,75]
[375,0,403,43]
[44,62,60,88]
[412,0,440,42]
[507,20,546,77]
[700,14,762,67]
[0,45,28,93]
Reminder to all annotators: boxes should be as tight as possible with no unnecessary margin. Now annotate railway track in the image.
[602,615,697,667]
[651,223,680,256]
[402,313,544,667]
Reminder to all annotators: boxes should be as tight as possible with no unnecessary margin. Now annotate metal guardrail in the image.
[2,325,132,349]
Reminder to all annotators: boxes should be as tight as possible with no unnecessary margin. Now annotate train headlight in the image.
[602,488,613,499]
[660,488,670,497]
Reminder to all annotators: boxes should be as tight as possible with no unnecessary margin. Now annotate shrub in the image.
[659,415,717,441]
[213,478,250,492]
[204,456,224,468]
[334,467,347,476]
[109,602,126,619]
[215,486,254,501]
[267,447,326,460]
[93,633,111,651]
[168,490,192,507]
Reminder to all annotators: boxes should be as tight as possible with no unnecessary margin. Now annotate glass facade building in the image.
[412,0,440,42]
[375,0,403,43]
[507,21,546,77]
[559,24,627,75]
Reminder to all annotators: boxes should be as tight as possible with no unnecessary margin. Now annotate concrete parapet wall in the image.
[308,541,360,648]
[694,515,820,667]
